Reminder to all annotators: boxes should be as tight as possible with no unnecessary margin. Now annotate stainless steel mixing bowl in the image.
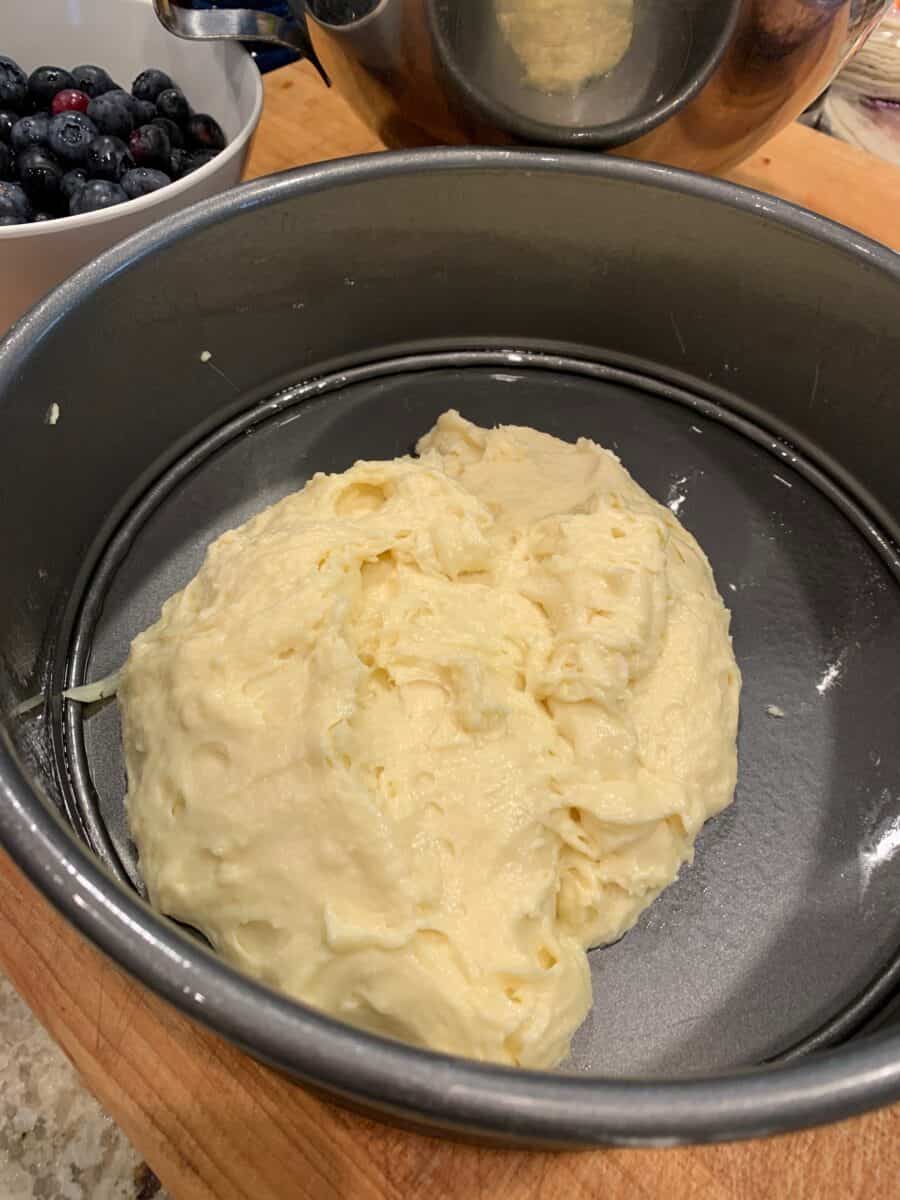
[155,0,893,170]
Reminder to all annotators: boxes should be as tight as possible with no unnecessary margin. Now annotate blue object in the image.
[121,167,172,199]
[193,2,302,73]
[47,112,97,165]
[69,178,127,214]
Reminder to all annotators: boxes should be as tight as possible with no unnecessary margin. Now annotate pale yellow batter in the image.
[496,0,634,93]
[121,411,740,1068]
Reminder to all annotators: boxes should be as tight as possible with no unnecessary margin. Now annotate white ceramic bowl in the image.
[0,0,263,331]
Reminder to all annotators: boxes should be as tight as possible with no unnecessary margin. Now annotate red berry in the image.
[52,88,90,116]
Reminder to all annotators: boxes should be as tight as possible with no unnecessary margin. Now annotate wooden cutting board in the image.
[2,61,900,1200]
[247,63,900,251]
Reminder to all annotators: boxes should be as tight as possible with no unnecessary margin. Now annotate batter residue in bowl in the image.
[119,410,740,1068]
[495,0,634,92]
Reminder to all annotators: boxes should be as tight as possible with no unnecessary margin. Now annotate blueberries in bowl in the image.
[70,178,127,215]
[11,114,49,154]
[0,110,18,144]
[28,66,75,111]
[132,69,173,104]
[16,146,64,212]
[87,94,134,139]
[121,167,171,199]
[151,115,184,150]
[70,64,116,99]
[0,180,33,224]
[0,52,229,225]
[155,88,190,126]
[47,111,96,165]
[0,56,27,112]
[103,89,140,115]
[186,113,226,152]
[181,149,221,176]
[168,147,188,179]
[60,167,88,203]
[132,98,157,126]
[129,123,171,169]
[85,135,134,182]
[105,91,155,126]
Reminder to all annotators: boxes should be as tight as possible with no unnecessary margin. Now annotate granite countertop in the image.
[0,970,169,1200]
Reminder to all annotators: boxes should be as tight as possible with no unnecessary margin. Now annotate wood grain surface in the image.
[247,63,900,252]
[3,59,900,1200]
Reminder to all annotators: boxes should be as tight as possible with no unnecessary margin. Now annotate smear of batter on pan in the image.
[667,475,688,516]
[860,796,900,892]
[496,0,634,92]
[816,650,846,695]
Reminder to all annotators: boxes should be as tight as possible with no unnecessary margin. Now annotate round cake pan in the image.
[0,150,899,1146]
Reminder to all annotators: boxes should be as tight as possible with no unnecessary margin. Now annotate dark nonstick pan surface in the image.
[1,151,899,1144]
[69,351,900,1079]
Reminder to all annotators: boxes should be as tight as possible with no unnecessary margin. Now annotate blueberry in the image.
[70,178,127,215]
[0,214,26,226]
[0,111,17,144]
[33,211,52,221]
[47,111,97,165]
[86,95,134,139]
[167,147,187,179]
[0,180,33,221]
[134,98,158,125]
[155,88,190,126]
[186,113,226,152]
[70,65,116,99]
[85,134,134,181]
[105,90,157,125]
[10,114,49,154]
[0,57,27,113]
[150,116,184,150]
[129,123,170,168]
[27,66,75,112]
[179,149,220,176]
[0,142,12,182]
[104,89,139,114]
[60,167,88,202]
[121,166,171,199]
[131,68,174,104]
[16,146,64,212]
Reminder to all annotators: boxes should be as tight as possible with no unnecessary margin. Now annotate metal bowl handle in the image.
[152,0,330,82]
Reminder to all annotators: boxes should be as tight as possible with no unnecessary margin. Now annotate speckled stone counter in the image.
[0,971,169,1200]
